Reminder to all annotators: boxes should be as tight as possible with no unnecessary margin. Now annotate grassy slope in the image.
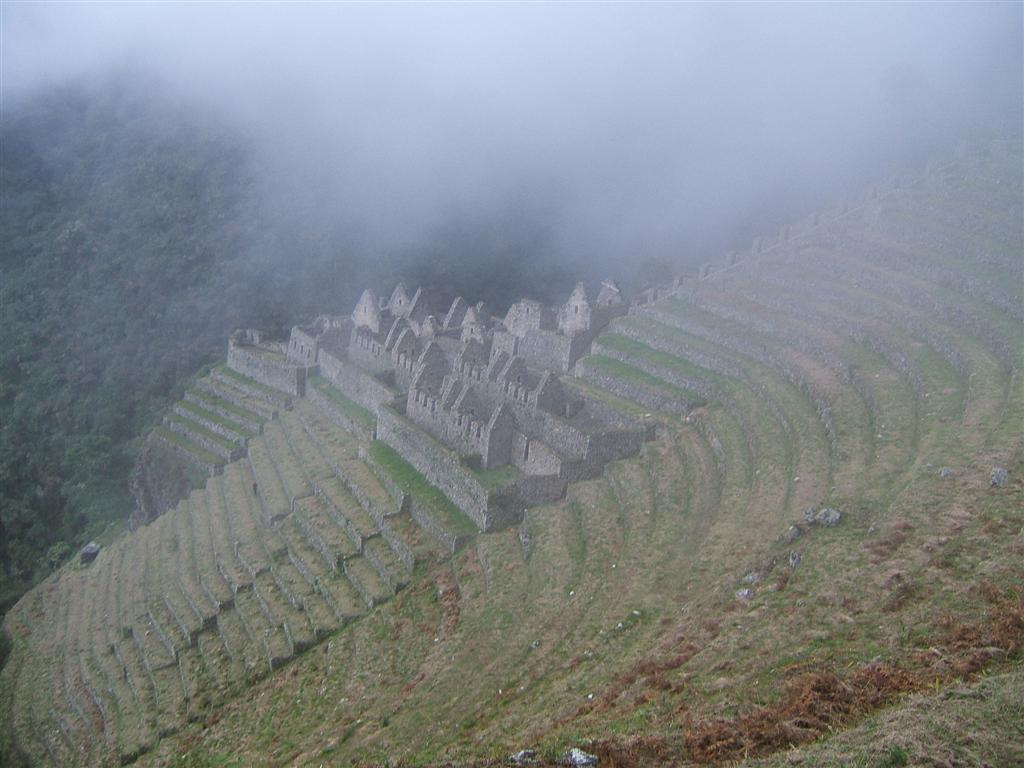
[3,147,1022,768]
[137,355,1021,768]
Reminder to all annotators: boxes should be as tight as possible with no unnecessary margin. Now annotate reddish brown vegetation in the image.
[880,572,918,612]
[683,662,914,762]
[533,586,1024,767]
[585,736,684,768]
[990,593,1024,654]
[682,583,1024,763]
[863,522,913,563]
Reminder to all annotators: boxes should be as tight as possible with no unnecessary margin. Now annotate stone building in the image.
[228,279,646,531]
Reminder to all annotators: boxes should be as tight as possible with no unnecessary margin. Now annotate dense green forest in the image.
[0,75,577,616]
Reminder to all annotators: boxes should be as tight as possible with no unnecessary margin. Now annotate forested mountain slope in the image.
[1,76,268,610]
[0,75,576,615]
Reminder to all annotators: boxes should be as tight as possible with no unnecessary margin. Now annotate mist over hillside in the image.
[0,74,585,610]
[0,0,1021,673]
[7,3,1021,265]
[1,4,1022,767]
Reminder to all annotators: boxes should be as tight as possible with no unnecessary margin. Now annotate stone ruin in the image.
[227,280,655,532]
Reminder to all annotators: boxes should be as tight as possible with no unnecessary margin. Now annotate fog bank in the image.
[5,2,1021,277]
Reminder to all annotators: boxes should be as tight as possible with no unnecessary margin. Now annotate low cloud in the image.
[5,2,1021,277]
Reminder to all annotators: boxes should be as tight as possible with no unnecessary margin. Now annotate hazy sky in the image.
[4,2,1021,272]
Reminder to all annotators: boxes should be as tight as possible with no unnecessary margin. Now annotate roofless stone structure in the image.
[226,280,655,532]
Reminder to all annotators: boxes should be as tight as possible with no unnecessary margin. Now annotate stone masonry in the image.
[226,279,650,531]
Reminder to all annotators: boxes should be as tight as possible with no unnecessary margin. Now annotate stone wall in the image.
[491,329,519,361]
[352,289,381,333]
[575,428,646,481]
[406,386,450,443]
[171,404,248,446]
[574,358,696,416]
[375,405,492,530]
[504,299,553,336]
[516,329,575,372]
[359,447,410,509]
[591,338,716,401]
[207,370,291,410]
[227,344,306,396]
[572,389,656,434]
[482,406,514,469]
[408,498,470,554]
[493,473,566,510]
[348,330,394,374]
[516,328,595,373]
[306,386,375,441]
[393,352,418,392]
[630,303,840,448]
[609,318,746,381]
[287,326,319,366]
[183,391,264,434]
[511,432,563,476]
[513,406,588,461]
[318,349,396,412]
[706,275,927,395]
[815,239,1019,366]
[161,417,242,462]
[376,517,415,572]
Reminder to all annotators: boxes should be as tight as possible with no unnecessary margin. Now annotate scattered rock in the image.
[509,749,537,765]
[938,467,956,478]
[991,467,1009,487]
[561,747,599,766]
[79,541,101,565]
[803,507,818,524]
[815,508,842,527]
[788,550,802,569]
[735,588,754,601]
[742,571,762,585]
[784,524,804,543]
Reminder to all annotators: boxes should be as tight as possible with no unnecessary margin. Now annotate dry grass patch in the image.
[681,582,1024,764]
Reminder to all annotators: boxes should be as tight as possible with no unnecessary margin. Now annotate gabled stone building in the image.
[237,278,647,531]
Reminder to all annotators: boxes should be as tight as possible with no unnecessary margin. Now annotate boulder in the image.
[788,550,802,569]
[509,749,537,765]
[562,747,599,766]
[79,541,101,565]
[815,508,842,527]
[938,467,956,478]
[735,588,754,601]
[803,505,842,527]
[991,467,1009,487]
[518,526,532,555]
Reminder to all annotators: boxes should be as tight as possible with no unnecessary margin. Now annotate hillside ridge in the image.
[1,136,1021,767]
